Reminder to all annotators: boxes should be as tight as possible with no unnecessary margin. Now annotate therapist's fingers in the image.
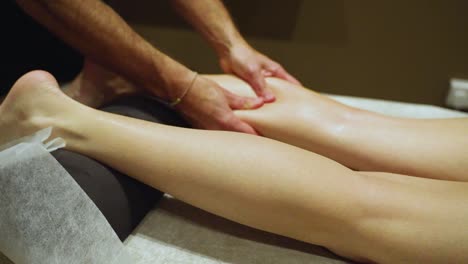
[220,88,262,135]
[174,76,260,135]
[245,66,276,103]
[222,88,264,110]
[267,65,302,86]
[222,113,259,135]
[219,44,276,103]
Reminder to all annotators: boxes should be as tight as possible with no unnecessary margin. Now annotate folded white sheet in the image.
[0,129,132,264]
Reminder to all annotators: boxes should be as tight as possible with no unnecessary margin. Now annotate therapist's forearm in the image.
[171,0,247,56]
[16,0,193,100]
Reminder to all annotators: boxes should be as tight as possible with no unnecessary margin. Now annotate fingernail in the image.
[263,93,275,103]
[243,102,251,109]
[244,98,263,109]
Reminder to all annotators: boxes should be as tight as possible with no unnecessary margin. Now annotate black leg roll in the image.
[52,96,189,241]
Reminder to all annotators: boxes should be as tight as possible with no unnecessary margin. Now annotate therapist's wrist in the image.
[141,53,194,102]
[217,38,255,67]
[213,32,247,59]
[153,62,195,104]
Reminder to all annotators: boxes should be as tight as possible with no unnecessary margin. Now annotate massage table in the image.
[1,95,466,264]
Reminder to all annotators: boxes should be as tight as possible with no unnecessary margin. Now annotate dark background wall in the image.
[109,0,468,106]
[0,1,83,95]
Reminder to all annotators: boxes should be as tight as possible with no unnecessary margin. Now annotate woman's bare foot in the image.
[0,71,79,146]
[63,59,138,108]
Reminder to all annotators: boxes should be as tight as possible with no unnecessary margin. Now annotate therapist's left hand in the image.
[219,42,302,103]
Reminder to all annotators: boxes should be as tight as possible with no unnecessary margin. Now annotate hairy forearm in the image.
[171,0,246,55]
[16,0,192,100]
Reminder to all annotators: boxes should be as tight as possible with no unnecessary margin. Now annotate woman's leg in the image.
[346,171,468,264]
[51,96,187,241]
[206,75,468,181]
[0,71,365,251]
[1,71,467,263]
[1,66,182,241]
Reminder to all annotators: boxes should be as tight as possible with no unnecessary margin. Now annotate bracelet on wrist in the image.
[170,71,198,107]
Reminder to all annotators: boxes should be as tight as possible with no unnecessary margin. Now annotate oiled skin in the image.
[205,75,468,182]
[0,71,467,263]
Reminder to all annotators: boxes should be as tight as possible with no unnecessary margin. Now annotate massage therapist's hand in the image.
[175,75,263,135]
[219,42,302,103]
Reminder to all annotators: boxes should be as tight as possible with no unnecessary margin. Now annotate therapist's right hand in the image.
[174,75,263,135]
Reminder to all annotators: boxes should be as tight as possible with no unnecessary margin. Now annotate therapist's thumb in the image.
[222,88,263,110]
[246,68,276,103]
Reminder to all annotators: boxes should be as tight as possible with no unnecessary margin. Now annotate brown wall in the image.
[109,0,468,106]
